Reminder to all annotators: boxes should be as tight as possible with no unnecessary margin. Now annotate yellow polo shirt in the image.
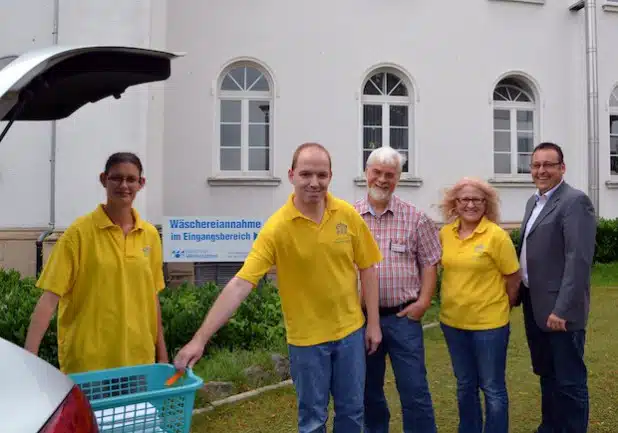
[439,217,519,330]
[36,204,165,374]
[236,193,383,346]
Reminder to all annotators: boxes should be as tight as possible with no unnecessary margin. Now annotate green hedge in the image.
[0,270,285,368]
[0,270,58,366]
[160,279,286,357]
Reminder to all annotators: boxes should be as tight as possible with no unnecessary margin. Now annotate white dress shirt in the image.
[520,181,563,287]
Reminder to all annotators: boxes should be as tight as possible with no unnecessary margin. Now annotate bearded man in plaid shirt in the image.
[355,146,441,433]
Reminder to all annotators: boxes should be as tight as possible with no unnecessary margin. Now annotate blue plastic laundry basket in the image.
[69,363,203,433]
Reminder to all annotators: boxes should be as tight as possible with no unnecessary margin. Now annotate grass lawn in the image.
[190,263,618,432]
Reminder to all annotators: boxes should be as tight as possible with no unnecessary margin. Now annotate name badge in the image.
[390,242,407,253]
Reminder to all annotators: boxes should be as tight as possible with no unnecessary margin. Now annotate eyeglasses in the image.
[456,198,485,206]
[529,162,561,170]
[106,175,141,186]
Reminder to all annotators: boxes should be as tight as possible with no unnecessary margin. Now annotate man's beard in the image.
[368,186,390,202]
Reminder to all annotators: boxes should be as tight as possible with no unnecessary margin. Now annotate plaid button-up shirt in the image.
[354,194,442,307]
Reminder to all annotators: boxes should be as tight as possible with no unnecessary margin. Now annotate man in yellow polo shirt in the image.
[174,142,383,433]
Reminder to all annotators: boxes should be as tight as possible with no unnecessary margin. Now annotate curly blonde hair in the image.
[439,177,501,224]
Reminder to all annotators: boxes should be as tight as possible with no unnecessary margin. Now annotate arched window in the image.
[492,76,538,175]
[610,85,618,175]
[218,63,272,174]
[361,69,413,173]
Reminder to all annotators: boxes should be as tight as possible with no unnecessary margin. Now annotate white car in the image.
[0,45,181,433]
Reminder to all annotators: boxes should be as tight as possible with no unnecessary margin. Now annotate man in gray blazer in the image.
[517,142,596,433]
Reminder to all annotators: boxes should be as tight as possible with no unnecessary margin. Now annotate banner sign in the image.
[162,217,264,262]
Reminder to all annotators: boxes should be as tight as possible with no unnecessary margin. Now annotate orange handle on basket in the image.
[165,370,184,386]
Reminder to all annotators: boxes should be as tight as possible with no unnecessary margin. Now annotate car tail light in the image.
[39,385,99,433]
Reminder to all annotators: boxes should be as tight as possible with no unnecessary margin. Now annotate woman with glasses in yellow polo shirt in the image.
[24,152,168,375]
[438,177,521,433]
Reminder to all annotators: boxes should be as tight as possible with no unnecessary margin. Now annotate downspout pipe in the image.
[36,0,60,276]
[584,0,600,218]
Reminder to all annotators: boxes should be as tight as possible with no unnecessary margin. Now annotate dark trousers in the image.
[364,314,437,433]
[521,287,589,433]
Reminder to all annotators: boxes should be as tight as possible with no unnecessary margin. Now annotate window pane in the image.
[517,110,534,131]
[517,153,532,174]
[363,127,382,149]
[389,81,408,97]
[494,153,511,174]
[363,80,380,96]
[370,73,385,95]
[494,110,510,130]
[363,150,373,170]
[390,105,408,127]
[363,105,382,126]
[398,150,409,173]
[229,67,245,89]
[493,87,509,101]
[249,148,269,171]
[249,124,269,147]
[611,136,618,155]
[249,101,270,123]
[221,100,241,122]
[221,74,242,91]
[517,132,534,153]
[245,67,262,90]
[390,128,408,150]
[220,124,241,147]
[386,73,406,96]
[221,148,241,171]
[494,131,511,152]
[612,156,618,176]
[611,115,618,134]
[250,76,269,91]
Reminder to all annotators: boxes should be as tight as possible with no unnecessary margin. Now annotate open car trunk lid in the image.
[0,45,182,143]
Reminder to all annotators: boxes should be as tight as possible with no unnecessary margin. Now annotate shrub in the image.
[0,269,285,367]
[509,228,521,249]
[0,269,58,367]
[595,218,618,263]
[159,279,286,357]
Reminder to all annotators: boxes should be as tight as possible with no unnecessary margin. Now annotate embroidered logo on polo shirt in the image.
[143,246,151,257]
[336,222,348,235]
[474,244,485,255]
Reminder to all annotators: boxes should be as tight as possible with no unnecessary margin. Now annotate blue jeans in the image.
[440,323,510,433]
[522,287,589,433]
[364,314,437,433]
[288,326,366,433]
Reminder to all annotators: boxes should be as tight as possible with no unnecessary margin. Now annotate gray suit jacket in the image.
[517,182,597,331]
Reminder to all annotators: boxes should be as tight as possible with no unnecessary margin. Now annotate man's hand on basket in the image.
[174,338,205,371]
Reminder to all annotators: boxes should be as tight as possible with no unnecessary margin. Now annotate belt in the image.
[377,299,416,317]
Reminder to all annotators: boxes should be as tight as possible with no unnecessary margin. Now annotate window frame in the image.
[359,69,414,176]
[492,79,539,178]
[603,0,618,13]
[610,86,618,177]
[216,63,274,177]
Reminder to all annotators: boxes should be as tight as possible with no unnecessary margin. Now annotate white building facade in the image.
[1,0,618,276]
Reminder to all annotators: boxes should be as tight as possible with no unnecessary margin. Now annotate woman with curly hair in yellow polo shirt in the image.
[438,177,521,433]
[24,152,168,374]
